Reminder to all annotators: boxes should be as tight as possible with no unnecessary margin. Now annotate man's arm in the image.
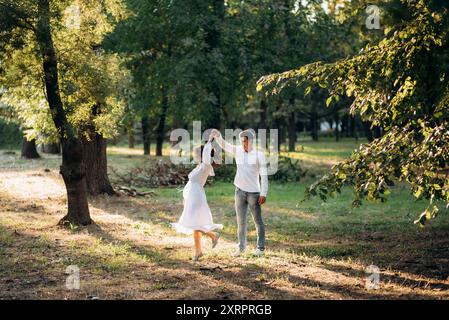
[258,151,268,204]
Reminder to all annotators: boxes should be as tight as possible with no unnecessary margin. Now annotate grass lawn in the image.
[1,138,449,299]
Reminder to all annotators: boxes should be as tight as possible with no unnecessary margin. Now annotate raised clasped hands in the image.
[210,129,221,140]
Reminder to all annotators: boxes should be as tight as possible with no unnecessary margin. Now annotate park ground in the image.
[1,138,449,299]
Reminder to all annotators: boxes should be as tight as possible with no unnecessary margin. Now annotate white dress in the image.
[171,142,223,235]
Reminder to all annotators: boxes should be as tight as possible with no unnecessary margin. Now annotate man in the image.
[211,129,268,257]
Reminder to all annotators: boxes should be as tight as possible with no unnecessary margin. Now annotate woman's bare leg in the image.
[203,231,219,248]
[204,231,217,241]
[193,230,202,257]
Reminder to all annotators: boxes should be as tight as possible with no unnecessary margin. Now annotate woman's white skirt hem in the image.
[171,223,223,235]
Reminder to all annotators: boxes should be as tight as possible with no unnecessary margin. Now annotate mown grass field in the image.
[1,138,448,299]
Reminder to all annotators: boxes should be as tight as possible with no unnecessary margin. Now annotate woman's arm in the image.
[202,142,213,165]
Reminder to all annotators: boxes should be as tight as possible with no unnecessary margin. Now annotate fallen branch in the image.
[114,185,156,197]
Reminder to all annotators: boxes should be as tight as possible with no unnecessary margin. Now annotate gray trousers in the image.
[235,187,266,251]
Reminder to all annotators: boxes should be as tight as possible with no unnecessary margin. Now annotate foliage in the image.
[0,117,22,147]
[0,0,129,143]
[273,156,307,182]
[103,0,354,135]
[258,0,449,225]
[103,0,211,132]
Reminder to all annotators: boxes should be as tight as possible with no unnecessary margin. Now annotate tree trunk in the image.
[259,99,268,130]
[288,111,296,152]
[142,115,151,155]
[274,100,285,152]
[60,139,91,225]
[81,128,115,196]
[363,121,374,142]
[21,138,40,159]
[42,142,60,154]
[350,115,358,141]
[373,125,382,139]
[36,0,91,226]
[311,104,319,141]
[127,126,135,148]
[334,111,340,142]
[156,88,168,157]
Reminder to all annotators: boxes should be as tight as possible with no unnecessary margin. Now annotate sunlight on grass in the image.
[107,144,172,157]
[107,146,148,156]
[280,138,366,173]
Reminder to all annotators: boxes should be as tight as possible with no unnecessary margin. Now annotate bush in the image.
[213,162,236,182]
[272,156,307,182]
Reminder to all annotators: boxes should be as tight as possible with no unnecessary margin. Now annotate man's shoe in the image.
[231,249,244,257]
[252,249,264,257]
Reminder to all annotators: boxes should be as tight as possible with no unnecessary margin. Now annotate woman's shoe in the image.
[212,232,220,249]
[193,253,204,262]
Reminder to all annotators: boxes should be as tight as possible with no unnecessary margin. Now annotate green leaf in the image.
[304,86,311,96]
[337,172,346,180]
[414,187,423,198]
[318,82,327,88]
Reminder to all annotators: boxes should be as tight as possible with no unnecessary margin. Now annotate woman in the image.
[172,138,222,261]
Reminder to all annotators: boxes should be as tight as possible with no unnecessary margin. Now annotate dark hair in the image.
[200,145,215,158]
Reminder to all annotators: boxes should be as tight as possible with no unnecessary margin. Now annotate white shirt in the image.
[215,135,268,197]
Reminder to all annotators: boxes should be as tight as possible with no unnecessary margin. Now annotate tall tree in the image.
[1,0,128,197]
[141,114,151,155]
[57,0,128,195]
[35,0,91,225]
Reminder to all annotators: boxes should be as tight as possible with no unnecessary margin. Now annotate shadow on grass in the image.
[2,170,449,299]
[88,190,449,285]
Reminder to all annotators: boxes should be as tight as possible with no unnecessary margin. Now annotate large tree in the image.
[1,0,128,196]
[0,0,125,225]
[258,0,449,225]
[38,0,90,225]
[56,0,128,195]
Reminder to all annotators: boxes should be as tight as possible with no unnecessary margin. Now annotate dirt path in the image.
[1,157,449,299]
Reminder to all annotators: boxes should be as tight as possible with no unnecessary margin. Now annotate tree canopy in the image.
[0,0,128,143]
